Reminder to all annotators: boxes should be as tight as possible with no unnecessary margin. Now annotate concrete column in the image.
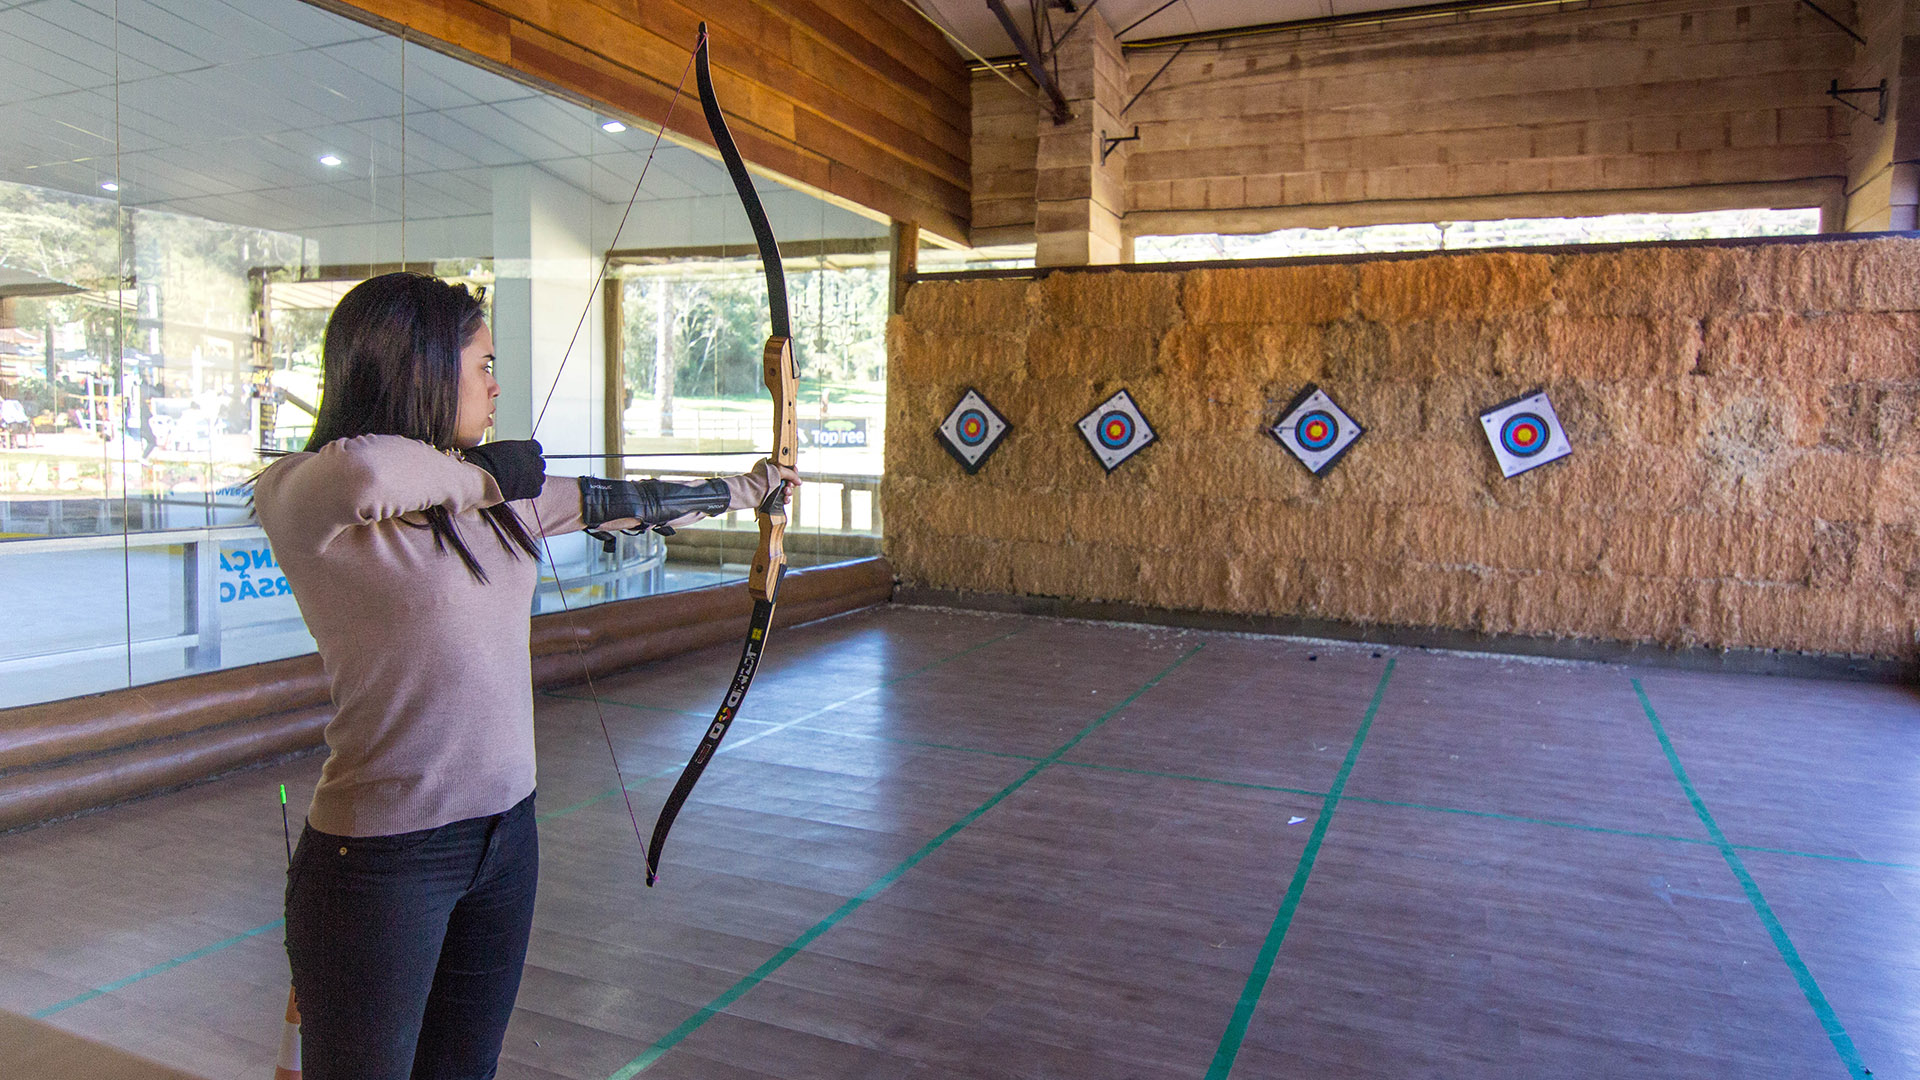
[1034,13,1129,266]
[1843,0,1920,230]
[490,164,604,468]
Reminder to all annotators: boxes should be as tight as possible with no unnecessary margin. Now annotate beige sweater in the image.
[253,435,765,836]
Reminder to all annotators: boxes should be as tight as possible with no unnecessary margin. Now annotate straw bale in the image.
[1121,492,1236,553]
[1322,380,1421,440]
[1534,450,1709,513]
[1221,555,1309,615]
[1316,439,1485,507]
[1709,582,1901,654]
[901,279,1033,331]
[1599,513,1811,582]
[1299,560,1402,626]
[1698,391,1811,484]
[1158,324,1322,385]
[1008,539,1143,603]
[1871,456,1920,523]
[924,487,1064,546]
[1822,385,1920,454]
[1554,246,1739,317]
[1857,523,1920,590]
[1847,236,1920,312]
[889,324,1032,386]
[1400,506,1605,573]
[1733,240,1863,314]
[1807,520,1860,589]
[1753,451,1878,521]
[1546,317,1699,381]
[911,535,1014,594]
[1356,251,1554,322]
[1507,573,1695,643]
[1320,321,1394,383]
[1228,502,1402,566]
[1609,383,1708,446]
[1368,320,1515,382]
[1024,325,1159,380]
[1182,264,1355,324]
[1137,551,1240,612]
[1034,270,1181,329]
[1145,381,1266,440]
[1697,313,1920,382]
[1839,313,1920,381]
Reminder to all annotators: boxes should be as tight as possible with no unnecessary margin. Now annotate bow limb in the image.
[643,24,796,886]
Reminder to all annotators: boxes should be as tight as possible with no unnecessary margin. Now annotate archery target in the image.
[1269,384,1363,475]
[1479,390,1572,478]
[937,388,1010,474]
[1076,389,1156,472]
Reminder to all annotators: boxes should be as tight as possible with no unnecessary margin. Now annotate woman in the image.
[252,272,794,1079]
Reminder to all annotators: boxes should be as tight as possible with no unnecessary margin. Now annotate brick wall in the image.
[884,236,1920,658]
[975,0,1858,244]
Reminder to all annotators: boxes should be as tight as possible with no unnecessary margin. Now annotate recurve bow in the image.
[643,24,798,886]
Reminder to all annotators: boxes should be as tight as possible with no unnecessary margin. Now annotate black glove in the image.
[463,439,545,501]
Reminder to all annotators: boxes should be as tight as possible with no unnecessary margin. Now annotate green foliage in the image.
[622,260,887,401]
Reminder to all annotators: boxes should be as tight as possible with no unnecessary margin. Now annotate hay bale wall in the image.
[883,236,1920,658]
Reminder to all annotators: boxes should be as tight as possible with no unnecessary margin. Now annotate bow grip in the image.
[749,336,797,603]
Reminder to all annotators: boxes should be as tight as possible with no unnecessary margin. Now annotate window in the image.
[1134,208,1822,262]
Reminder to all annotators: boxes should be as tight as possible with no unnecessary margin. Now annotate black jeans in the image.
[285,793,538,1080]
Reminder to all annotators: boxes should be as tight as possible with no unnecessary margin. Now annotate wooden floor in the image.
[1,605,1915,1079]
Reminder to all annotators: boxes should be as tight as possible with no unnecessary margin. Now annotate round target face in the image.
[1295,410,1339,452]
[1499,413,1550,457]
[955,409,989,446]
[1097,411,1135,449]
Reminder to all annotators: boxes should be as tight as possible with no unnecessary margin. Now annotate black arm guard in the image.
[577,475,733,531]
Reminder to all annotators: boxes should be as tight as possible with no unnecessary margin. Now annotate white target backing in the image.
[1075,389,1156,472]
[937,388,1010,474]
[1479,390,1572,478]
[1269,384,1363,475]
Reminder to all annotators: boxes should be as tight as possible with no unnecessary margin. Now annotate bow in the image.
[517,24,794,885]
[642,24,798,886]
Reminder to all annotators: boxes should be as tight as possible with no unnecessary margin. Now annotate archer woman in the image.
[252,271,796,1079]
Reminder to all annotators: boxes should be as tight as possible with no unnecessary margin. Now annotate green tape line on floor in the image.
[607,642,1204,1078]
[1634,679,1870,1080]
[1208,658,1395,1079]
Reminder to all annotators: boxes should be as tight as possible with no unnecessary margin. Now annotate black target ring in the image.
[1499,412,1550,457]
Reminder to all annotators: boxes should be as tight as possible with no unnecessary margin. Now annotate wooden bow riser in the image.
[748,335,797,604]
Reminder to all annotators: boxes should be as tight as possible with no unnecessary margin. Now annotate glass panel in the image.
[1,0,881,706]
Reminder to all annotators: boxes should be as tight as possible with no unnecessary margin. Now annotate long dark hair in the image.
[306,271,538,582]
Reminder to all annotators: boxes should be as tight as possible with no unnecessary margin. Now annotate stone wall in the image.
[884,236,1920,658]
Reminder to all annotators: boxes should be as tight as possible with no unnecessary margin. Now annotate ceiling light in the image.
[319,154,343,167]
[100,181,119,192]
[601,120,626,133]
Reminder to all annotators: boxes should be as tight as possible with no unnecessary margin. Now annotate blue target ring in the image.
[1097,411,1135,450]
[1500,413,1550,457]
[955,409,989,446]
[1295,410,1339,452]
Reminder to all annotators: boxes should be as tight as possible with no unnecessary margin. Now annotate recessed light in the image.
[100,181,119,192]
[319,154,343,167]
[601,120,626,133]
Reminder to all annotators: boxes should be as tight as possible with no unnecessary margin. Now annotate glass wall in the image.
[0,0,886,706]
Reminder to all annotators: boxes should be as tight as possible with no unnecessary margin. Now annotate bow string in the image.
[523,24,797,887]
